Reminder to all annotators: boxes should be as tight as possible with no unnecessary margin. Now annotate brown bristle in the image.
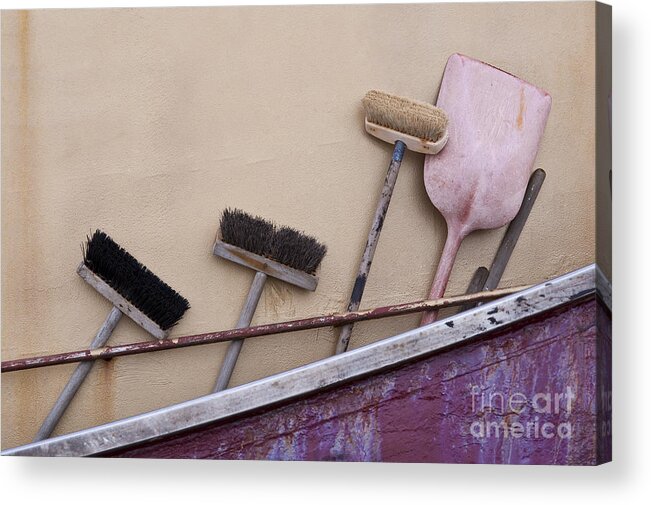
[219,208,327,275]
[220,208,274,258]
[362,89,448,142]
[270,226,327,275]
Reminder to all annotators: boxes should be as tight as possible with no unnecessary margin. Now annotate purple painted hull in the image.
[108,297,611,465]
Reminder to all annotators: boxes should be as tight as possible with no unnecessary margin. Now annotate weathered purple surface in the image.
[596,300,612,463]
[108,299,610,464]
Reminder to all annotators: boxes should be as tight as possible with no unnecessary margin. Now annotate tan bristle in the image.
[362,90,448,142]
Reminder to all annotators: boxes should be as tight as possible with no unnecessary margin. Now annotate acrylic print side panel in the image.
[595,1,612,463]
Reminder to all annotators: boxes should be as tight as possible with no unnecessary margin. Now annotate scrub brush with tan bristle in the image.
[363,90,449,153]
[334,90,449,355]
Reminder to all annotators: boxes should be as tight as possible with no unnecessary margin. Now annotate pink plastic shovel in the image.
[420,54,551,326]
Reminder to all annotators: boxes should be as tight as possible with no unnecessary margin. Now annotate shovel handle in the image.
[420,227,464,326]
[335,141,406,354]
[439,169,546,319]
[456,266,490,313]
[483,169,546,291]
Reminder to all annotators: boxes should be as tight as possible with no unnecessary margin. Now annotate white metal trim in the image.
[596,263,612,312]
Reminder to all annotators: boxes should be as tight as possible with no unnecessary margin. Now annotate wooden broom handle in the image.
[34,306,122,441]
[213,271,267,392]
[335,141,406,354]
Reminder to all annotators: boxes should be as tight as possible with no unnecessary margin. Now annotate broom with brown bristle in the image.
[334,90,449,355]
[212,208,327,392]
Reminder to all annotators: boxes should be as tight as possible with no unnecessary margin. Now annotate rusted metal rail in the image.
[2,285,528,373]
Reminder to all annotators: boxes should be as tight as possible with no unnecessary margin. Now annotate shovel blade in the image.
[424,53,551,236]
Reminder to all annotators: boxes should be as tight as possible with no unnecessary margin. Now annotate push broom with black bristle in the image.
[34,230,190,441]
[334,90,449,354]
[211,208,327,392]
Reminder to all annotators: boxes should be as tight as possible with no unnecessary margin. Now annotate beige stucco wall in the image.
[1,2,597,449]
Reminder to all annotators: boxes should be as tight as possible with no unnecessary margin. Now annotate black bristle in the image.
[82,230,190,331]
[219,208,327,275]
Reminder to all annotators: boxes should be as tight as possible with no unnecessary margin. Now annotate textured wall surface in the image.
[110,299,609,464]
[2,3,597,448]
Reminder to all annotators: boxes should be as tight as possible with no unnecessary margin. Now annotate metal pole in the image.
[3,285,527,374]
